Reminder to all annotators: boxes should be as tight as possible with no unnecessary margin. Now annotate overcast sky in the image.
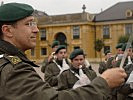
[1,0,132,15]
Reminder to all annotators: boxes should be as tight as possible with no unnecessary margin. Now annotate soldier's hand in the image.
[101,68,127,88]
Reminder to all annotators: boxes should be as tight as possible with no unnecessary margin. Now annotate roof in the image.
[95,1,133,22]
[38,12,95,25]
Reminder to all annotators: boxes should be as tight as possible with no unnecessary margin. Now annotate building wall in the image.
[95,20,133,57]
[26,16,133,63]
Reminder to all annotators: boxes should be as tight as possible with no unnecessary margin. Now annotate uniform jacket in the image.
[41,57,52,73]
[44,59,70,87]
[0,39,110,100]
[58,65,97,91]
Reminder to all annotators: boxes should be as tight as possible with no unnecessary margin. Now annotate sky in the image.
[1,0,132,15]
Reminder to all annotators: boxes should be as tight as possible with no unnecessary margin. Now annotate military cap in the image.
[55,45,66,54]
[115,43,123,49]
[51,40,60,48]
[104,50,111,55]
[69,49,85,60]
[0,3,34,21]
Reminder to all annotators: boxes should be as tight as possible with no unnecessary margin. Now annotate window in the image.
[73,26,80,39]
[104,46,110,54]
[31,49,35,56]
[125,24,133,35]
[40,29,46,40]
[41,48,47,55]
[103,25,110,39]
[74,46,80,49]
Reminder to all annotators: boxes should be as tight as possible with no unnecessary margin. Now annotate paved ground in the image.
[34,63,100,80]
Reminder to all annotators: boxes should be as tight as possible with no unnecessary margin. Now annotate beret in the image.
[0,3,34,21]
[69,49,85,60]
[55,45,66,54]
[115,43,123,49]
[104,50,111,55]
[51,40,60,48]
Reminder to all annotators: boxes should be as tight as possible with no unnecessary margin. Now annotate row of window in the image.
[30,46,110,57]
[40,24,133,41]
[30,46,81,56]
[31,48,47,56]
[103,24,133,39]
[40,26,80,41]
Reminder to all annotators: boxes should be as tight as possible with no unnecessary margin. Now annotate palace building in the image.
[25,1,133,63]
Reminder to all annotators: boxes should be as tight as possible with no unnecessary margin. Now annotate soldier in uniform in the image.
[115,43,124,61]
[44,45,70,87]
[114,43,133,100]
[0,2,127,100]
[41,40,60,73]
[105,43,124,71]
[58,49,97,90]
[98,50,112,74]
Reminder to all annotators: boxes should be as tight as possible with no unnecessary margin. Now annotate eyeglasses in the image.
[27,21,37,27]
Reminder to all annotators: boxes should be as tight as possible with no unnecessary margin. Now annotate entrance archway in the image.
[55,32,67,46]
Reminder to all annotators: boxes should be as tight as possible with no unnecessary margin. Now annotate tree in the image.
[94,39,104,61]
[118,35,129,43]
[118,35,133,47]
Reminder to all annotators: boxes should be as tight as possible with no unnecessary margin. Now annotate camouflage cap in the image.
[0,3,34,21]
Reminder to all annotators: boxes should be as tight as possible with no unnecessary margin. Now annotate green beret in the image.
[69,49,85,60]
[115,43,123,49]
[51,40,60,48]
[55,45,66,54]
[0,3,34,21]
[104,50,110,55]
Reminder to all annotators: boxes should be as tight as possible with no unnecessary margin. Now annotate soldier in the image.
[115,43,133,100]
[0,2,127,100]
[41,40,60,73]
[58,49,97,90]
[106,43,124,70]
[114,43,133,67]
[44,45,70,87]
[115,43,124,61]
[98,50,112,74]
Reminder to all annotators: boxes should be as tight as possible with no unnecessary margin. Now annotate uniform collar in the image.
[0,39,39,67]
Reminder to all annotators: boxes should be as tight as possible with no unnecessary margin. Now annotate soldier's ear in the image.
[2,25,13,37]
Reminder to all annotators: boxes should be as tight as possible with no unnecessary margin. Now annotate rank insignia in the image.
[10,56,22,65]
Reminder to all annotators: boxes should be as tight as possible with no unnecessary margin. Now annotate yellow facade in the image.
[95,20,133,57]
[25,2,133,63]
[25,18,133,63]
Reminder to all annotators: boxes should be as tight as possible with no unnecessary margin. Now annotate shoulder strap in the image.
[4,55,22,65]
[0,54,22,72]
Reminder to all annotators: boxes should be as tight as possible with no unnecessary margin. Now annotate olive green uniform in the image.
[0,40,111,100]
[58,65,97,90]
[41,57,52,73]
[44,59,70,87]
[44,62,60,87]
